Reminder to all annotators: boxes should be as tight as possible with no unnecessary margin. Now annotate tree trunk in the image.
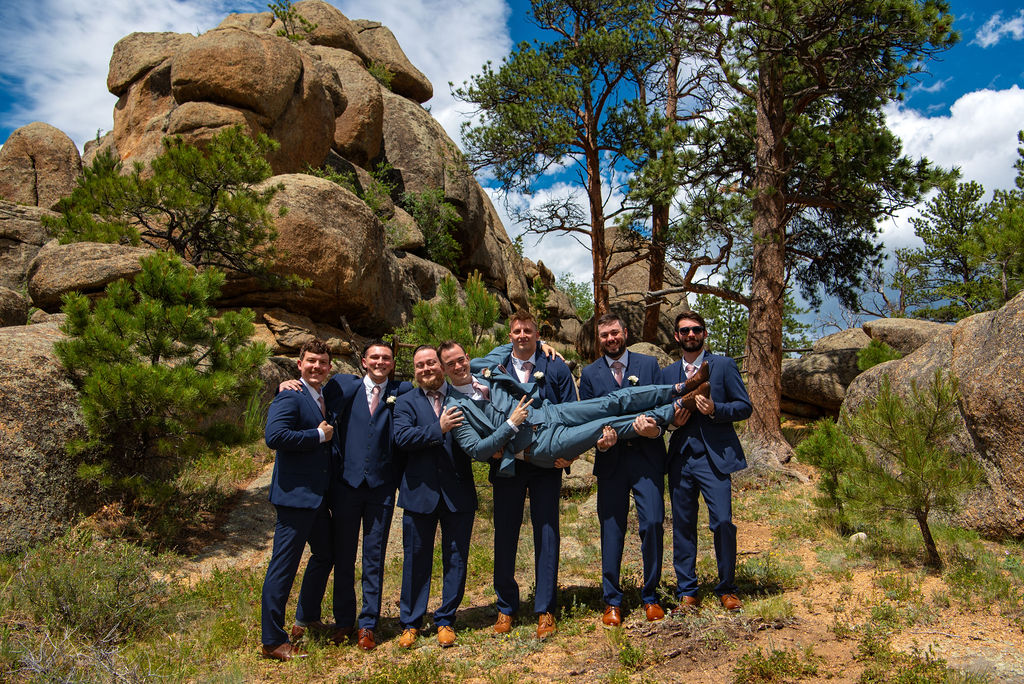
[643,202,668,342]
[744,61,792,466]
[916,511,943,570]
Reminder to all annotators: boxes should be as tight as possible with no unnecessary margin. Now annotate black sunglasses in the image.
[677,326,705,335]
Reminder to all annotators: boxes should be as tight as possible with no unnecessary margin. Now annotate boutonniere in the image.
[385,395,397,406]
[482,368,492,379]
[533,371,545,382]
[627,375,639,386]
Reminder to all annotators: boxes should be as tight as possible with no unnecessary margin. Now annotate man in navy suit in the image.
[660,312,752,612]
[261,338,338,661]
[579,314,667,627]
[392,345,478,649]
[279,340,413,650]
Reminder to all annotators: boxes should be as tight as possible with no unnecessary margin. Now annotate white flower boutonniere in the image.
[385,395,397,406]
[627,375,639,386]
[533,371,545,381]
[482,368,492,378]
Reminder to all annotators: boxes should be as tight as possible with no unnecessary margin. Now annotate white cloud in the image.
[974,10,1024,49]
[0,0,511,150]
[880,86,1024,247]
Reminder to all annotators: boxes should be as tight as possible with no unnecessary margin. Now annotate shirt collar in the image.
[363,374,386,392]
[300,378,323,402]
[512,352,537,369]
[604,350,630,368]
[685,351,706,370]
[421,382,449,397]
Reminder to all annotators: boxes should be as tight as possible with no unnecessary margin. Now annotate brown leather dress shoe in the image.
[720,594,742,611]
[437,625,456,647]
[494,612,513,634]
[329,626,353,645]
[536,612,556,639]
[356,628,376,651]
[261,642,308,661]
[671,595,700,614]
[644,603,665,622]
[290,620,334,640]
[398,627,419,649]
[601,605,622,627]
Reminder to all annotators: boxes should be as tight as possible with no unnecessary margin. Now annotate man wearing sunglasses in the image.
[660,312,752,613]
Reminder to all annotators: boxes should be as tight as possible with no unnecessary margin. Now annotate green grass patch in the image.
[732,644,820,682]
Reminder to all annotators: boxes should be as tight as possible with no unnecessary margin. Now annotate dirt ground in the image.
[178,460,1024,683]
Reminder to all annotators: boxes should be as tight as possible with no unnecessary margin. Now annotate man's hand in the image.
[491,450,503,461]
[318,420,334,441]
[553,456,577,468]
[439,406,464,433]
[672,405,692,427]
[595,425,618,451]
[509,395,533,427]
[633,414,660,438]
[694,394,715,416]
[279,379,303,392]
[540,342,566,362]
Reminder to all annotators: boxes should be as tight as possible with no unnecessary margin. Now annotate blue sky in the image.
[1,0,1022,322]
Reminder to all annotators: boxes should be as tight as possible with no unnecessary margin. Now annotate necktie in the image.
[521,361,534,382]
[472,379,490,400]
[429,390,442,417]
[369,384,381,416]
[611,360,625,386]
[685,363,696,380]
[317,394,326,417]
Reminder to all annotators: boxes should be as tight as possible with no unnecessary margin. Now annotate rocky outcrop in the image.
[352,20,432,103]
[311,46,383,166]
[27,241,154,311]
[844,293,1024,538]
[0,123,82,208]
[780,328,871,415]
[0,323,95,555]
[862,317,951,355]
[0,287,29,327]
[0,201,53,290]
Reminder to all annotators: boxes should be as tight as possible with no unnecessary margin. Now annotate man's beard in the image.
[418,374,444,391]
[680,338,704,353]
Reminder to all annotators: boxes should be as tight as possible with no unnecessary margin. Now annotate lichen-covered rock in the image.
[812,327,870,353]
[353,20,432,103]
[0,123,82,208]
[107,32,193,97]
[844,294,1024,538]
[0,201,53,290]
[862,317,951,355]
[27,240,155,311]
[0,286,29,327]
[0,323,95,555]
[280,1,366,57]
[310,46,383,166]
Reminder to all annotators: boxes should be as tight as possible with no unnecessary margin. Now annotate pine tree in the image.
[45,126,287,284]
[842,370,981,569]
[55,252,269,501]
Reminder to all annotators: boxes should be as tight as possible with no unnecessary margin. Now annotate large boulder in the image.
[310,46,383,166]
[862,317,952,355]
[0,201,53,290]
[0,287,29,327]
[278,1,366,57]
[0,323,95,555]
[27,241,155,311]
[217,174,399,331]
[352,20,432,103]
[780,328,871,413]
[844,293,1024,538]
[0,123,82,209]
[108,32,193,97]
[379,89,527,309]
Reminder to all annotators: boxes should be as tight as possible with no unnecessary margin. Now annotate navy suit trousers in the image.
[669,449,737,597]
[331,481,395,629]
[260,500,333,646]
[492,461,562,615]
[400,503,474,629]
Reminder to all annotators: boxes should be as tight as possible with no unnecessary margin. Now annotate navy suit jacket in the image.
[393,387,478,515]
[659,353,752,475]
[265,387,340,509]
[579,352,667,479]
[323,374,413,496]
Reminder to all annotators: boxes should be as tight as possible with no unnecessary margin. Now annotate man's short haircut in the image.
[674,310,708,330]
[437,339,466,358]
[596,313,626,330]
[362,338,394,359]
[299,337,331,361]
[412,344,438,359]
[509,309,538,330]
